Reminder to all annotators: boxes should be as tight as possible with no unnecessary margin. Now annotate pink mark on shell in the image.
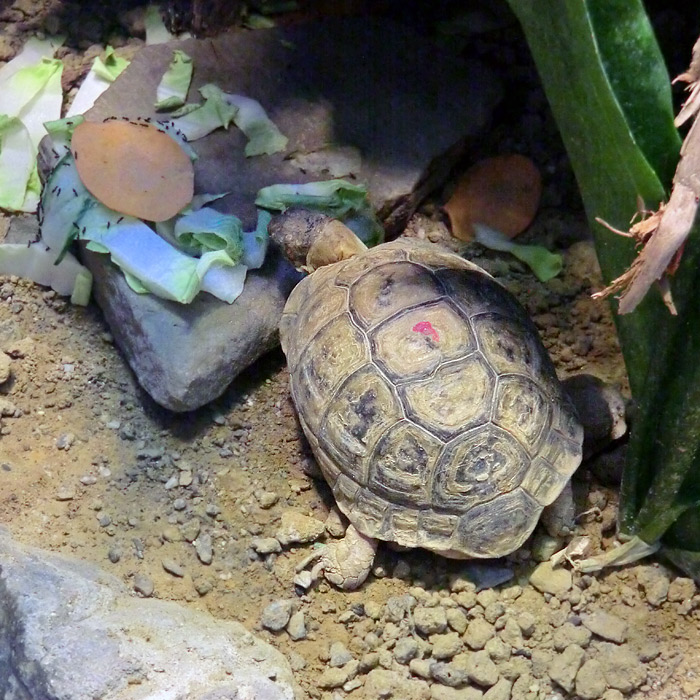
[412,320,440,342]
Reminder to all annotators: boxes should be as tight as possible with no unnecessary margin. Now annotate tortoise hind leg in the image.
[295,524,378,591]
[541,480,575,538]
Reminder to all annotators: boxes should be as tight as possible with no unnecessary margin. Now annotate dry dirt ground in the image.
[2,2,700,700]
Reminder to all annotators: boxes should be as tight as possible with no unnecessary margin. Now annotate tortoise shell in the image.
[280,239,582,558]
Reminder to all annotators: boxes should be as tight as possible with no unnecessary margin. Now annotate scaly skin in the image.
[296,525,378,591]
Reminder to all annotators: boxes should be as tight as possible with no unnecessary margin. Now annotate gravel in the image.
[260,599,294,632]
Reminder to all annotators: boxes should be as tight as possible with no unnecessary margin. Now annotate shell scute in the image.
[319,365,403,480]
[433,425,530,511]
[399,357,494,441]
[370,299,476,382]
[348,261,444,329]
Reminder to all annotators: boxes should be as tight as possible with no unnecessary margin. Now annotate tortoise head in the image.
[268,208,367,273]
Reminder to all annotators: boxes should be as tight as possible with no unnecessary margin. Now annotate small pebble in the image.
[251,537,282,554]
[576,658,607,699]
[517,611,536,637]
[393,637,419,664]
[635,565,670,606]
[55,433,75,450]
[161,525,181,542]
[465,618,495,650]
[596,642,646,693]
[408,658,432,679]
[465,649,500,687]
[360,652,382,673]
[548,644,585,693]
[602,690,624,700]
[430,661,468,687]
[362,668,404,697]
[414,606,448,635]
[261,599,294,631]
[668,577,696,603]
[329,641,353,667]
[553,622,592,651]
[178,470,193,487]
[162,558,185,577]
[133,573,154,597]
[385,594,415,622]
[172,498,187,511]
[485,637,511,663]
[287,610,307,640]
[483,678,512,700]
[55,486,76,501]
[205,503,221,517]
[0,352,11,384]
[446,607,468,634]
[256,490,279,509]
[392,560,411,580]
[194,577,213,596]
[0,397,17,417]
[107,547,121,563]
[581,611,627,643]
[484,601,506,624]
[180,518,201,542]
[288,651,307,671]
[80,475,97,486]
[318,666,351,690]
[431,632,462,660]
[195,533,213,564]
[529,561,573,597]
[275,510,326,545]
[431,685,483,700]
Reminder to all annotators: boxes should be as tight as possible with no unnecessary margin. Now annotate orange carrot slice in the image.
[444,154,542,241]
[70,119,194,222]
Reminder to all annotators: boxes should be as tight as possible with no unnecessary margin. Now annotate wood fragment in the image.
[674,36,700,127]
[594,35,700,315]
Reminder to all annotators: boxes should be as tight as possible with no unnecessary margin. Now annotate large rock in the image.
[76,17,501,411]
[0,530,298,700]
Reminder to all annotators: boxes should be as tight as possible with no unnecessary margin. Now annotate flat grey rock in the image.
[76,17,500,411]
[0,529,298,700]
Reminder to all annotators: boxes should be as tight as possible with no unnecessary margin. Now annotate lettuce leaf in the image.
[0,116,37,211]
[199,262,248,303]
[0,242,92,305]
[242,209,271,269]
[39,152,246,304]
[173,206,244,261]
[155,49,193,111]
[0,36,63,82]
[0,46,63,212]
[170,83,238,141]
[144,5,174,44]
[67,47,130,117]
[255,179,384,247]
[224,93,288,156]
[78,203,238,304]
[170,84,287,157]
[473,222,562,282]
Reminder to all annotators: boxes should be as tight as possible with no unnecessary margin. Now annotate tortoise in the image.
[270,211,585,590]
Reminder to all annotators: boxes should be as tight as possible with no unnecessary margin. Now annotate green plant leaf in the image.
[585,1,681,186]
[506,0,700,568]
